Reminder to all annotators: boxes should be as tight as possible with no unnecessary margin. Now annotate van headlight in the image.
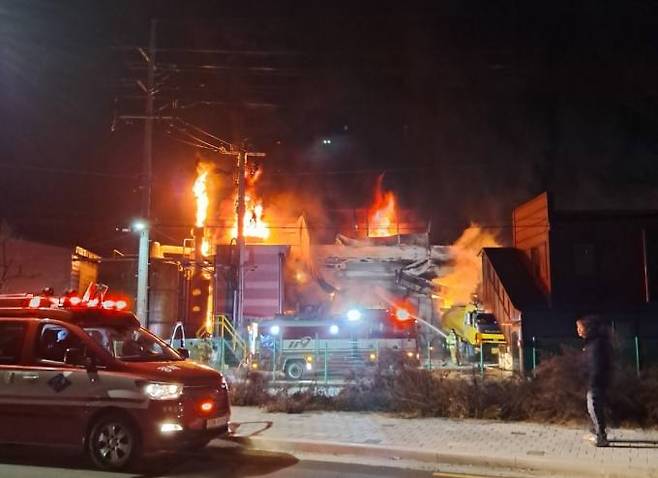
[143,382,183,400]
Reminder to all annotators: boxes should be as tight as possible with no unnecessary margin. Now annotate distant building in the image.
[0,239,99,295]
[482,192,658,373]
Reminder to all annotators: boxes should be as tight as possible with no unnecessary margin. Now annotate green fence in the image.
[528,335,658,376]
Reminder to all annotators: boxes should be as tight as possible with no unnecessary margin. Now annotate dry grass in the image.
[229,348,658,428]
[229,370,270,406]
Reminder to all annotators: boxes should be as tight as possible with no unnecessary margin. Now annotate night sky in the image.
[0,1,657,253]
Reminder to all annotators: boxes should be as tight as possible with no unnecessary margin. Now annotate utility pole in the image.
[136,19,156,327]
[236,151,246,333]
[226,150,265,333]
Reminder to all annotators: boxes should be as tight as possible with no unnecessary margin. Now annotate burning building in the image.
[99,158,494,371]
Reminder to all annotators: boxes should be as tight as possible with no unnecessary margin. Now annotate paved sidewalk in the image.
[224,406,658,478]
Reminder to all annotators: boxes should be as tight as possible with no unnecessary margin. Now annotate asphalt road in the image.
[0,444,440,478]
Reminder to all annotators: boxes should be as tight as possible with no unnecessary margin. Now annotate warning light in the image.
[395,308,410,321]
[116,300,128,310]
[28,297,41,308]
[199,400,214,413]
[346,309,362,321]
[102,300,116,309]
[69,296,82,306]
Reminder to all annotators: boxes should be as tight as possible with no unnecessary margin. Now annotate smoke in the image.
[434,224,501,308]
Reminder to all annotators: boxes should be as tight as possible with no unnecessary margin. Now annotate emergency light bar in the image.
[0,283,129,312]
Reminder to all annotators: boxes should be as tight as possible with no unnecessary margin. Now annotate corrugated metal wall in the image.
[513,192,551,294]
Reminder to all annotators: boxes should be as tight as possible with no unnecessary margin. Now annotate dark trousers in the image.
[587,387,607,438]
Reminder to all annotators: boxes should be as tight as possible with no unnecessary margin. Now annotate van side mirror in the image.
[177,348,190,359]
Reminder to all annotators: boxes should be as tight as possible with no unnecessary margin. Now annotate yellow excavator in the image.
[440,304,506,361]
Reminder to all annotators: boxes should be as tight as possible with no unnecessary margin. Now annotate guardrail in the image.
[202,314,248,369]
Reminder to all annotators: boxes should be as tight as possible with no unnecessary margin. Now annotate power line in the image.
[167,124,223,152]
[265,167,430,177]
[0,162,139,180]
[113,45,301,57]
[0,216,546,230]
[144,223,540,231]
[168,136,220,152]
[0,159,429,183]
[173,118,234,149]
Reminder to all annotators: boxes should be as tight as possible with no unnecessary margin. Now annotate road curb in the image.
[220,436,658,478]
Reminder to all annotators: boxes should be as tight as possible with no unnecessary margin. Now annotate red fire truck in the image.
[248,307,418,380]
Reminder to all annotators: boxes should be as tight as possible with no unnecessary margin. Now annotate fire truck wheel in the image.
[88,412,141,471]
[285,360,305,380]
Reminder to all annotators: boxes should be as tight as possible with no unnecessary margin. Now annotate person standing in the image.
[446,329,461,366]
[576,315,613,447]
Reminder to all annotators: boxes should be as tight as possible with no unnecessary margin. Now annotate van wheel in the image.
[88,413,141,470]
[285,360,305,380]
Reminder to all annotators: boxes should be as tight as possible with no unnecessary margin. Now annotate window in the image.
[0,323,26,364]
[36,324,85,363]
[83,325,181,362]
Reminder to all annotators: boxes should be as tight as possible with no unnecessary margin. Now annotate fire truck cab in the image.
[0,289,231,471]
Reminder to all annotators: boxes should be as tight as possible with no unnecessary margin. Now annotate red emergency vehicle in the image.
[0,288,231,470]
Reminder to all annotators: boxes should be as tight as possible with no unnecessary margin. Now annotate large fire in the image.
[368,175,398,237]
[230,194,270,241]
[193,163,212,256]
[434,224,501,308]
[229,163,270,242]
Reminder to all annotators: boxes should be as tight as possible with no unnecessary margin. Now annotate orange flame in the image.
[193,163,212,256]
[433,224,501,308]
[368,175,398,237]
[228,164,270,242]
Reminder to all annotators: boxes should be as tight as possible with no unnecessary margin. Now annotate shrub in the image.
[227,352,658,429]
[229,370,270,406]
[522,347,588,424]
[265,387,335,414]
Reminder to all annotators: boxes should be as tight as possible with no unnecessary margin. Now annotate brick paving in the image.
[230,406,658,476]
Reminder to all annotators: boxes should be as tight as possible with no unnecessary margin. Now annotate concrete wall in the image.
[0,239,72,294]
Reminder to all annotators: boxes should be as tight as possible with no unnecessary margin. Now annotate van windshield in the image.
[83,325,182,362]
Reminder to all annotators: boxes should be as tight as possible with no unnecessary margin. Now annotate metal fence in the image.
[255,341,420,382]
[528,335,658,376]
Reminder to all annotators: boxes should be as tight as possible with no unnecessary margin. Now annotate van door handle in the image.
[19,373,40,382]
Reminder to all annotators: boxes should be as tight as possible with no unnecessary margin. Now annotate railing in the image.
[256,342,417,382]
[213,314,248,369]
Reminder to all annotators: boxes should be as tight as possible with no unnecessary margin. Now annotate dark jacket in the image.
[583,333,612,389]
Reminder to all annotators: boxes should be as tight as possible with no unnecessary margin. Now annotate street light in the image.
[133,219,149,326]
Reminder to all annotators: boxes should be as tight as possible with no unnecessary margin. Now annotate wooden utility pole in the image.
[136,19,157,327]
[236,150,246,332]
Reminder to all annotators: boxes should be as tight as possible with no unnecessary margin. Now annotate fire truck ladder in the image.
[213,315,248,369]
